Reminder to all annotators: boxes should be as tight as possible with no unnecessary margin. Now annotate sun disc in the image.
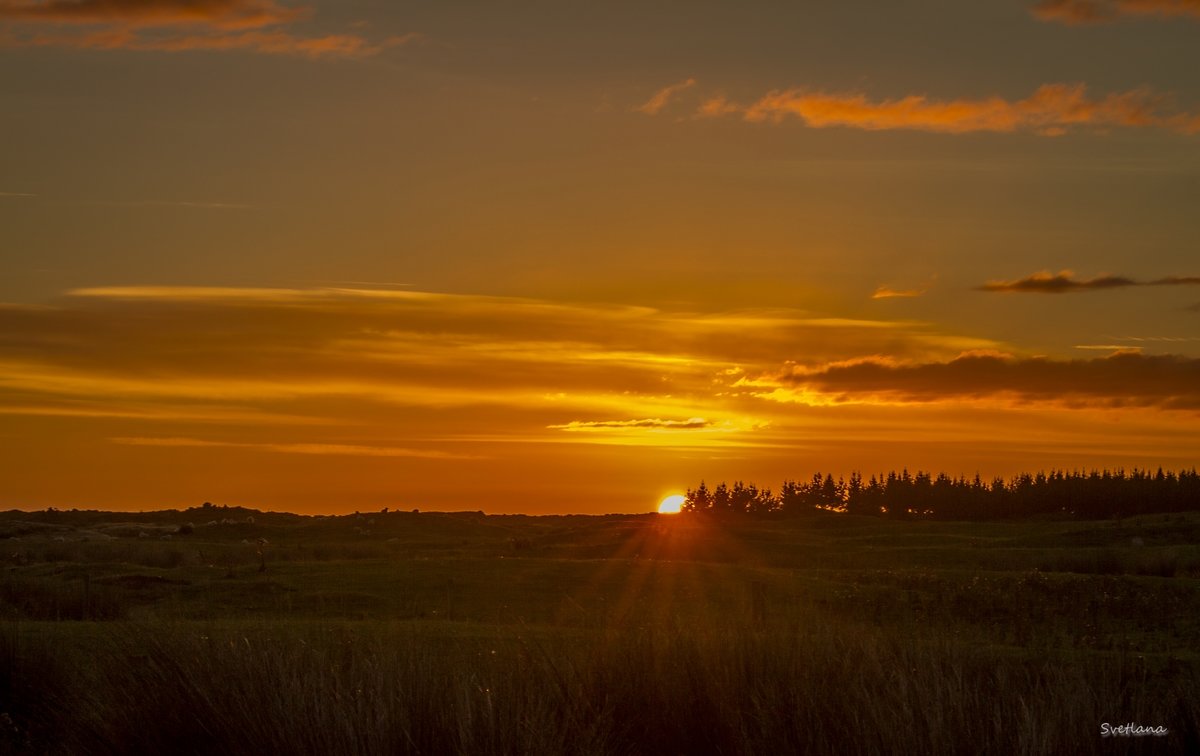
[658,494,685,514]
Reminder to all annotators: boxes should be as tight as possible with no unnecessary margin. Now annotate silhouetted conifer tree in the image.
[683,467,1200,520]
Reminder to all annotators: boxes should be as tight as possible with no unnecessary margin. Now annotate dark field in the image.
[1,506,1198,754]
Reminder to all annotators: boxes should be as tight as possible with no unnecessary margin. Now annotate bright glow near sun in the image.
[658,494,685,514]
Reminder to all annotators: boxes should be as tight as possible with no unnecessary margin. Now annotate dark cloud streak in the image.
[781,352,1200,410]
[1033,0,1200,25]
[979,270,1200,293]
[0,0,305,29]
[0,0,404,57]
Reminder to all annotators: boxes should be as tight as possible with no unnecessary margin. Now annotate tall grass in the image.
[2,511,1198,753]
[4,617,1196,755]
[0,621,73,752]
[0,575,124,621]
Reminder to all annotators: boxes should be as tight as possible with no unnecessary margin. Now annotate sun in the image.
[657,494,686,514]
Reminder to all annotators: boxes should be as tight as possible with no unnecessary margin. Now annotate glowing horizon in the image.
[2,2,1198,514]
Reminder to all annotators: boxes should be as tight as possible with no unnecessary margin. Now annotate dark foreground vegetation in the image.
[1,502,1199,754]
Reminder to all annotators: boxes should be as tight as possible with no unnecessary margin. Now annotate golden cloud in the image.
[4,284,1196,481]
[548,417,713,431]
[110,436,477,459]
[871,286,926,300]
[4,286,1199,511]
[0,286,1000,454]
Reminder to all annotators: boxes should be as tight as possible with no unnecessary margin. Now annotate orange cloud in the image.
[735,84,1170,135]
[0,0,408,57]
[1033,0,1200,24]
[696,95,740,118]
[673,82,1200,136]
[635,78,697,115]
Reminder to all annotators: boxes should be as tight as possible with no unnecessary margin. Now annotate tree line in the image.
[683,468,1200,520]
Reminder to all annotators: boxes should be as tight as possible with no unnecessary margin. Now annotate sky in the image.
[1,0,1198,514]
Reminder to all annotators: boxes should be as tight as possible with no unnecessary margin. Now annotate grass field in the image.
[1,506,1197,754]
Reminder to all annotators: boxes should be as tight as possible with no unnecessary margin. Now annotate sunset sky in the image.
[2,0,1198,514]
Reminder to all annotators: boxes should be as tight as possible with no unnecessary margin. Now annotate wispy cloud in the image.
[0,285,999,455]
[0,402,325,424]
[1033,0,1200,25]
[4,285,1198,510]
[1109,335,1200,342]
[979,270,1200,293]
[12,27,415,57]
[696,96,740,118]
[635,78,697,115]
[314,280,414,289]
[6,284,1197,481]
[0,0,414,58]
[548,417,712,431]
[872,285,926,300]
[1073,344,1144,351]
[0,191,36,198]
[676,82,1200,136]
[110,436,476,459]
[88,199,255,210]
